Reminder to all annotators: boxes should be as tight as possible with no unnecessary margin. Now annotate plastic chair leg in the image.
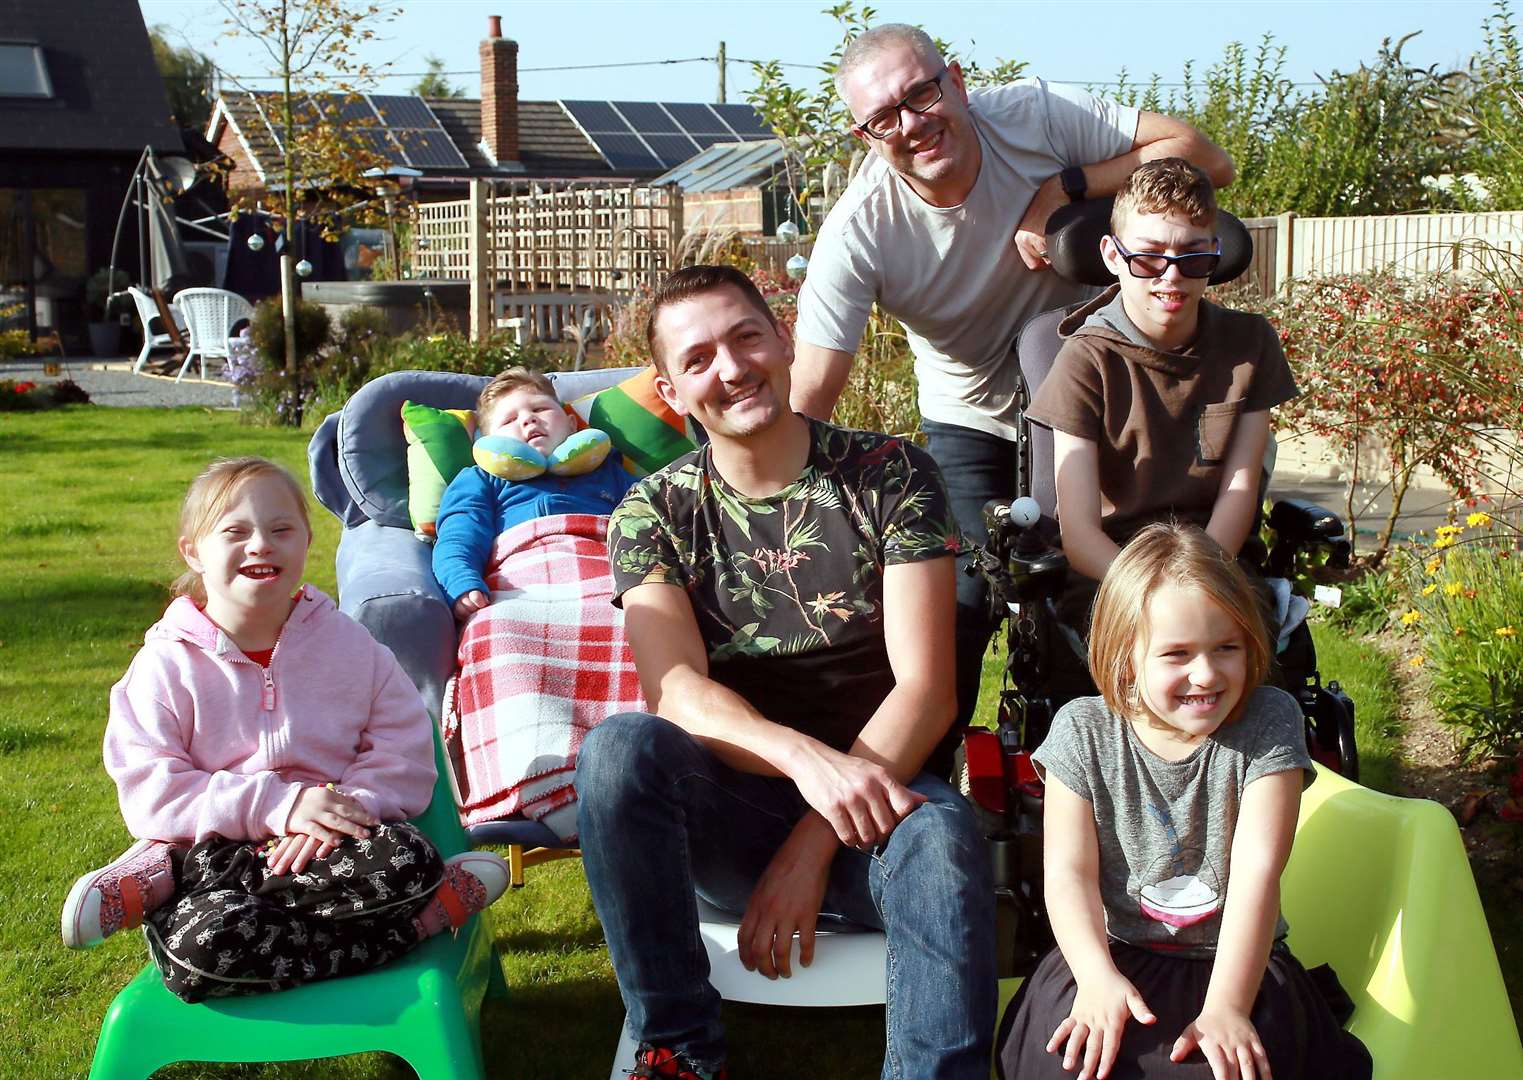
[487,953,510,1001]
[508,844,526,888]
[133,340,152,375]
[609,1015,639,1080]
[174,351,197,383]
[394,988,486,1080]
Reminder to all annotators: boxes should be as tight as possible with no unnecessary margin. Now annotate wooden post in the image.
[717,41,726,103]
[1275,211,1295,294]
[469,179,490,341]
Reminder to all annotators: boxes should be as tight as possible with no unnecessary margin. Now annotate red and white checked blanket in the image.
[441,513,645,840]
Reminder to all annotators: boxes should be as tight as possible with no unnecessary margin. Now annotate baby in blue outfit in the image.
[432,367,635,621]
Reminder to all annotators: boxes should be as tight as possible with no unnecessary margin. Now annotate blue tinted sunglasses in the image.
[1109,235,1222,279]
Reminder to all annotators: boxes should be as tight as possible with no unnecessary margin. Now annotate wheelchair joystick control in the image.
[1008,497,1040,529]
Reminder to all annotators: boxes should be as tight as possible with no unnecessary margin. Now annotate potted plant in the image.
[85,268,132,358]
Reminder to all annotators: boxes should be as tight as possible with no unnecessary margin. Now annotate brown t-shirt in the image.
[1027,286,1298,544]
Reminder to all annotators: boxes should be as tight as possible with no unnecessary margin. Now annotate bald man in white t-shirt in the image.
[792,24,1234,741]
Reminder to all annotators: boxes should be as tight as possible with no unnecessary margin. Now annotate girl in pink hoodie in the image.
[62,457,509,1002]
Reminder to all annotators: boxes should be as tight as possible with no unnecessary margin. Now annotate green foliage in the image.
[1267,270,1523,560]
[1319,565,1406,635]
[1404,511,1523,759]
[1456,0,1523,209]
[0,329,37,360]
[148,26,215,132]
[411,54,464,99]
[0,378,90,411]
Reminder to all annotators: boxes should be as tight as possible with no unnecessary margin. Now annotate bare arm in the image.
[1043,773,1157,1079]
[1204,410,1272,558]
[619,580,924,848]
[1016,111,1236,270]
[1053,430,1122,582]
[1171,768,1301,1078]
[790,341,857,421]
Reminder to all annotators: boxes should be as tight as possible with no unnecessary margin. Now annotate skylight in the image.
[0,43,53,99]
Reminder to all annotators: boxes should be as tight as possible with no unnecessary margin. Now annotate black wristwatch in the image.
[1059,165,1087,203]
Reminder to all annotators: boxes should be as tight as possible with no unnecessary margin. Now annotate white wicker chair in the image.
[174,287,255,383]
[126,286,187,374]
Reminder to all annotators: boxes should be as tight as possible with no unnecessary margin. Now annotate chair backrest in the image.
[1016,197,1254,512]
[176,287,256,358]
[309,366,641,529]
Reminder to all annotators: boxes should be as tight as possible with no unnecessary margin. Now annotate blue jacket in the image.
[432,455,635,603]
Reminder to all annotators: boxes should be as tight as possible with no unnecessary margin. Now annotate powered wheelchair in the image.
[960,196,1360,975]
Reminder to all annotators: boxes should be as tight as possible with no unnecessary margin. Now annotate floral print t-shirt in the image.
[608,418,960,751]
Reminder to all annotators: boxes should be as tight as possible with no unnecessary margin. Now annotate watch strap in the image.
[1060,165,1087,203]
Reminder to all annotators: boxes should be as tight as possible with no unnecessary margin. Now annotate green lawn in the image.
[0,405,1473,1078]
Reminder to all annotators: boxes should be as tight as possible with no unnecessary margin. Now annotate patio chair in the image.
[125,286,186,374]
[173,287,255,383]
[84,728,507,1080]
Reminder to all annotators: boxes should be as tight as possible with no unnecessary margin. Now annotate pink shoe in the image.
[413,852,510,939]
[62,839,177,949]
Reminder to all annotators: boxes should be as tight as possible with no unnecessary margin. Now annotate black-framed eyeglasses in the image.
[854,71,947,139]
[1109,235,1222,279]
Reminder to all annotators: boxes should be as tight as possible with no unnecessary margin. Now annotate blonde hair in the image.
[476,366,558,426]
[1087,522,1270,726]
[1110,157,1218,234]
[173,457,311,605]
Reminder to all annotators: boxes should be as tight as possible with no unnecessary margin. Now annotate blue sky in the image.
[138,0,1500,106]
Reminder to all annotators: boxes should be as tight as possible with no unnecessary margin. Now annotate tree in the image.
[218,0,398,408]
[149,27,216,132]
[1453,0,1523,210]
[412,55,463,99]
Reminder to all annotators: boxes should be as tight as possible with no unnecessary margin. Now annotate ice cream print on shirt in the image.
[1137,799,1223,934]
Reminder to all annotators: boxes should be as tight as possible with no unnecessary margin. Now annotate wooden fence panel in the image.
[1291,211,1523,279]
[1239,216,1279,297]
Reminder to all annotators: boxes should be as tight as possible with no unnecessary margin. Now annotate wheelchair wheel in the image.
[1305,681,1358,782]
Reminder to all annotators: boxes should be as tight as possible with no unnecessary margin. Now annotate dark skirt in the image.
[996,940,1372,1080]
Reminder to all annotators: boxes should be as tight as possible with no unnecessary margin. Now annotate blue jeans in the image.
[575,712,997,1078]
[921,418,1021,729]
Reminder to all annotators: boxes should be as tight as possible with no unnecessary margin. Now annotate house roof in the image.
[0,0,179,155]
[652,140,787,192]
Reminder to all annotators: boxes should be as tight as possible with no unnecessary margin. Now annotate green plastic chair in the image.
[85,733,507,1079]
[994,766,1523,1079]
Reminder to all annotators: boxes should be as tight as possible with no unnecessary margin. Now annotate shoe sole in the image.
[61,837,159,949]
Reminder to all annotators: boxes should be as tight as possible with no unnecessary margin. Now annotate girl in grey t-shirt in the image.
[997,523,1369,1080]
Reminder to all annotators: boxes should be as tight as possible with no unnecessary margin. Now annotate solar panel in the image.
[369,94,439,129]
[393,127,468,169]
[586,132,661,170]
[563,100,630,133]
[327,94,378,124]
[714,103,771,138]
[663,102,730,134]
[346,128,395,159]
[643,134,702,168]
[691,133,742,151]
[612,101,681,134]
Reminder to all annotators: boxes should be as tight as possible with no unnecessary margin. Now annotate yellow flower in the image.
[1425,556,1443,575]
[1455,627,1467,637]
[1400,609,1422,627]
[1421,583,1438,596]
[1433,536,1456,550]
[1444,582,1463,597]
[1408,655,1426,668]
[1466,511,1492,527]
[1497,626,1518,638]
[1437,524,1464,540]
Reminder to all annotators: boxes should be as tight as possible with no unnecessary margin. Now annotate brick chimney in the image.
[479,15,519,164]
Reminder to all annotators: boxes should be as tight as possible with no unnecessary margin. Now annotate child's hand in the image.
[1046,970,1155,1080]
[286,784,376,845]
[453,590,489,621]
[1170,1007,1270,1080]
[265,832,330,876]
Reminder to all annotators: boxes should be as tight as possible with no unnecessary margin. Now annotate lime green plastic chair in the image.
[85,733,506,1079]
[993,766,1522,1079]
[1282,765,1521,1078]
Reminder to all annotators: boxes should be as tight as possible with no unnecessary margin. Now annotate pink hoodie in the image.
[104,586,437,844]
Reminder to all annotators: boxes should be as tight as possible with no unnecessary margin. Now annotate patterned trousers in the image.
[144,821,444,1003]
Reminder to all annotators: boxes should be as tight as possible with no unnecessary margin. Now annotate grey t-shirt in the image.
[1034,686,1314,957]
[796,79,1139,441]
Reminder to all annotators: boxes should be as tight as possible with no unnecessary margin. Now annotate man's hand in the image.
[787,742,926,848]
[453,590,489,621]
[1014,175,1064,271]
[737,813,838,978]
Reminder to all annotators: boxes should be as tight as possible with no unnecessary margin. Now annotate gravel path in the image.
[2,356,238,409]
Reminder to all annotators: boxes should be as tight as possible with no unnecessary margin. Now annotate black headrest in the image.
[1044,195,1253,287]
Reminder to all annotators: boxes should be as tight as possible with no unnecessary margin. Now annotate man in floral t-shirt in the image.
[575,265,995,1080]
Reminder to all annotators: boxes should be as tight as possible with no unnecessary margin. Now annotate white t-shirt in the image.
[796,80,1139,440]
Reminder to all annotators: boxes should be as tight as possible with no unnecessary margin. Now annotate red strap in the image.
[436,877,470,929]
[119,876,144,929]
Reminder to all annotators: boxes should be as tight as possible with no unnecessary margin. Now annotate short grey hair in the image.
[834,23,946,101]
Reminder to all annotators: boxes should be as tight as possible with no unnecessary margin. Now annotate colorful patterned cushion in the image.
[570,366,695,476]
[401,400,476,540]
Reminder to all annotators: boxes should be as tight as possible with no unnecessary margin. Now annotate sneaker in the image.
[629,1045,729,1080]
[62,838,177,949]
[415,851,511,938]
